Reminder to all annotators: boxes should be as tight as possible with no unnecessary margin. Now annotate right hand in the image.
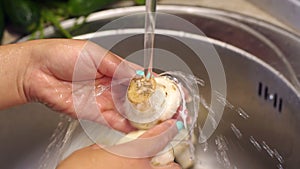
[57,119,181,169]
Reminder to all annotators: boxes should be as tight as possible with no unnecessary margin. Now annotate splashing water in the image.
[160,71,203,165]
[38,116,78,169]
[161,71,203,130]
[38,83,110,169]
[262,141,285,166]
[230,123,242,139]
[39,70,287,169]
[249,136,262,151]
[38,70,202,168]
[236,108,250,120]
[194,86,288,169]
[215,135,231,168]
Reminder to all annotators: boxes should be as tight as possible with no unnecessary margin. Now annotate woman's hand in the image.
[0,39,135,133]
[57,120,181,169]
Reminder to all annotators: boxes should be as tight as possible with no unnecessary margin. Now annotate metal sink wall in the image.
[59,29,299,169]
[1,5,299,169]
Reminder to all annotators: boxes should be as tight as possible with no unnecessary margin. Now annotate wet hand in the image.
[57,120,181,169]
[21,39,135,133]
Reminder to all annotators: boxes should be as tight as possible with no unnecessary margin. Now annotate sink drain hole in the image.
[258,82,263,96]
[278,98,283,113]
[258,82,283,113]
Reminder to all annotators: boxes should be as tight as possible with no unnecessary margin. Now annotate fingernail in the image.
[136,70,145,76]
[176,121,184,131]
[146,72,151,78]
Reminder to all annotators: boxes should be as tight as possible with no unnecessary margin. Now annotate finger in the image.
[86,41,137,78]
[76,41,120,78]
[93,86,135,133]
[98,51,123,77]
[99,110,136,133]
[107,119,178,158]
[151,162,182,169]
[139,119,177,138]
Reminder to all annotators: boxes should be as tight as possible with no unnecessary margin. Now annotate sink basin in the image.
[2,5,299,169]
[58,28,299,169]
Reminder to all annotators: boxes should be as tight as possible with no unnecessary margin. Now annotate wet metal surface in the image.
[2,5,300,169]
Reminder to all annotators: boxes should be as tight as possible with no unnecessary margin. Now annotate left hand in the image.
[0,39,136,133]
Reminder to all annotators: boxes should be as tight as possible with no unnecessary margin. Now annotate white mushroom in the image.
[166,129,195,168]
[117,74,195,168]
[116,128,195,168]
[124,76,181,129]
[116,130,146,144]
[151,147,175,166]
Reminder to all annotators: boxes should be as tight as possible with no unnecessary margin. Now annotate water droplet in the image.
[236,107,250,119]
[274,149,284,164]
[200,98,210,109]
[215,135,232,168]
[215,151,221,163]
[262,141,274,158]
[215,91,234,109]
[250,136,262,151]
[269,94,274,100]
[230,123,242,139]
[95,85,109,96]
[198,128,207,144]
[277,164,284,169]
[215,135,228,151]
[203,141,208,152]
[195,77,205,86]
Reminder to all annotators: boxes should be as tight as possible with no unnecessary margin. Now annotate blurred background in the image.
[1,0,299,44]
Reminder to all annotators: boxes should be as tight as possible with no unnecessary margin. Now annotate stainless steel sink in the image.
[0,103,62,169]
[2,5,299,169]
[60,28,300,169]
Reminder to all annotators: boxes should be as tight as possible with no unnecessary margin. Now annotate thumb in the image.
[139,119,179,154]
[151,162,182,169]
[107,119,179,158]
[140,119,178,138]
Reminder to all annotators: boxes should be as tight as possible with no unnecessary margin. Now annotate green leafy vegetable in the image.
[67,0,119,17]
[0,2,5,43]
[134,0,146,5]
[1,0,143,39]
[2,0,40,34]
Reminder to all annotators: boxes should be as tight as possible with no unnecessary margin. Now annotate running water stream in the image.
[143,0,156,78]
